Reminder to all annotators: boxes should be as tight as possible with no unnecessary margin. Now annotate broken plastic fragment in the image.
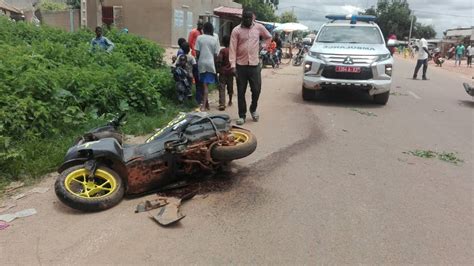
[0,221,9,230]
[0,208,37,222]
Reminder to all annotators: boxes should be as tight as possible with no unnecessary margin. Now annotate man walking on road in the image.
[454,43,465,67]
[412,38,430,80]
[229,9,272,125]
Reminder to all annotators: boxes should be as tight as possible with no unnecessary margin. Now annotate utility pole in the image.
[408,13,414,41]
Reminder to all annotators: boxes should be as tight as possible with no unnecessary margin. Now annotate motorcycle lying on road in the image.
[55,112,257,212]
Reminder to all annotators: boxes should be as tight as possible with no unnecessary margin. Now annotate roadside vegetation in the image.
[0,17,190,189]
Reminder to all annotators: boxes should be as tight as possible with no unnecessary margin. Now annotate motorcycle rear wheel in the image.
[212,128,257,161]
[55,165,125,212]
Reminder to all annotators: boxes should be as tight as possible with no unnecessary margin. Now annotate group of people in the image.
[447,43,473,67]
[413,38,473,80]
[172,9,272,125]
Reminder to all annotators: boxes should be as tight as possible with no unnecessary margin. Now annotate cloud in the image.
[277,0,473,37]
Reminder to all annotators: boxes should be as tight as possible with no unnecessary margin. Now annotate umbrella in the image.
[274,23,309,32]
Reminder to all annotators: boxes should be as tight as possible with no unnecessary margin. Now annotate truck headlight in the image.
[385,64,393,76]
[304,62,312,73]
[377,53,392,62]
[309,52,325,61]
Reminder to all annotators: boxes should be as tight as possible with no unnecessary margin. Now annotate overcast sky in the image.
[277,0,473,37]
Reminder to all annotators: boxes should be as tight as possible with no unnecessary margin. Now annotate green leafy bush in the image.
[0,17,174,178]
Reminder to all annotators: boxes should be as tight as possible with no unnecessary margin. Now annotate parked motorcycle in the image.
[55,112,257,212]
[292,42,310,66]
[259,49,276,68]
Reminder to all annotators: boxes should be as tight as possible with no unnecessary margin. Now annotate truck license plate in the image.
[335,66,361,73]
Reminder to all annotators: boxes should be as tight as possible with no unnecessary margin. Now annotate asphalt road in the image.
[1,57,472,264]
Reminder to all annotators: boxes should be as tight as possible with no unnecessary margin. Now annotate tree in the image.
[235,0,279,21]
[363,0,436,39]
[413,23,436,39]
[362,0,412,39]
[279,11,298,23]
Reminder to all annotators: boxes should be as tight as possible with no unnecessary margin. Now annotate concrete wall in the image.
[42,9,80,32]
[85,0,241,47]
[102,0,173,46]
[171,0,241,45]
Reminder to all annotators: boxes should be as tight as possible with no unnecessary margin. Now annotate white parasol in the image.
[274,22,309,32]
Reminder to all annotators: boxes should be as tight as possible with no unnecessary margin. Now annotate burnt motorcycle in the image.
[55,112,257,212]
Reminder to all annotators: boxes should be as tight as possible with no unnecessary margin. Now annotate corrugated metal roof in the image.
[445,27,473,37]
[214,6,242,17]
[0,0,22,14]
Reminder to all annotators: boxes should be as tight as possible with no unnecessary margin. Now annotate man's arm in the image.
[259,24,272,48]
[105,38,115,52]
[229,29,238,69]
[188,31,196,53]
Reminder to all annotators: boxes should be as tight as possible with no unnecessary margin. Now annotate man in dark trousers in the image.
[412,38,430,80]
[229,9,272,125]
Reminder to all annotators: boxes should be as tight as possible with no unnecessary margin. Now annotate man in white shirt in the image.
[466,43,473,68]
[412,38,430,80]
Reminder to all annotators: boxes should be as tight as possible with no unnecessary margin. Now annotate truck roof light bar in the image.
[325,14,377,24]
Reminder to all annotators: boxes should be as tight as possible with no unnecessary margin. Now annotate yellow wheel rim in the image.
[64,168,118,199]
[230,130,249,144]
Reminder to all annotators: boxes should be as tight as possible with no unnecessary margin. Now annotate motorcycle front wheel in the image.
[211,128,257,161]
[55,165,125,212]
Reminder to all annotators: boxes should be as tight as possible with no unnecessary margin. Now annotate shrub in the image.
[0,17,175,178]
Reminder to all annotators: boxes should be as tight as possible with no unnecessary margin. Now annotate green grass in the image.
[405,150,464,165]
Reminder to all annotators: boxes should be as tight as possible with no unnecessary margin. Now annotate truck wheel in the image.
[55,165,125,212]
[211,128,257,161]
[374,91,390,105]
[302,86,314,101]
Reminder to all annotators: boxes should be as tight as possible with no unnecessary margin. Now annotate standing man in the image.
[466,43,473,68]
[454,43,465,67]
[412,38,430,80]
[188,20,203,57]
[188,20,204,105]
[229,9,272,125]
[91,26,115,53]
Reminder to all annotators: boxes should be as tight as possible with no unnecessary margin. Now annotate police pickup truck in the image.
[302,15,396,105]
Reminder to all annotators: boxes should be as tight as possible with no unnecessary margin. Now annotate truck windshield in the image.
[317,26,384,44]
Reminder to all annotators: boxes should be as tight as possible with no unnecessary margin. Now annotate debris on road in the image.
[0,208,37,223]
[348,173,356,176]
[153,199,185,226]
[405,150,463,165]
[0,221,9,230]
[390,92,409,96]
[433,109,445,113]
[10,187,49,201]
[4,181,24,193]
[0,201,17,213]
[342,129,348,132]
[351,108,377,117]
[150,192,196,227]
[135,198,168,213]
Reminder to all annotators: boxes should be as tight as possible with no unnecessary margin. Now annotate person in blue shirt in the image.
[91,27,115,53]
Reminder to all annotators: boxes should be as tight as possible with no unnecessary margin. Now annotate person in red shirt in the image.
[188,20,203,57]
[217,35,234,110]
[229,9,272,125]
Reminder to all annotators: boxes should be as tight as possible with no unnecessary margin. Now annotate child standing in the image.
[217,35,234,111]
[195,22,220,111]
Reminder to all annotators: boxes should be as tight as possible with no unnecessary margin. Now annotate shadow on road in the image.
[292,88,386,109]
[458,100,474,108]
